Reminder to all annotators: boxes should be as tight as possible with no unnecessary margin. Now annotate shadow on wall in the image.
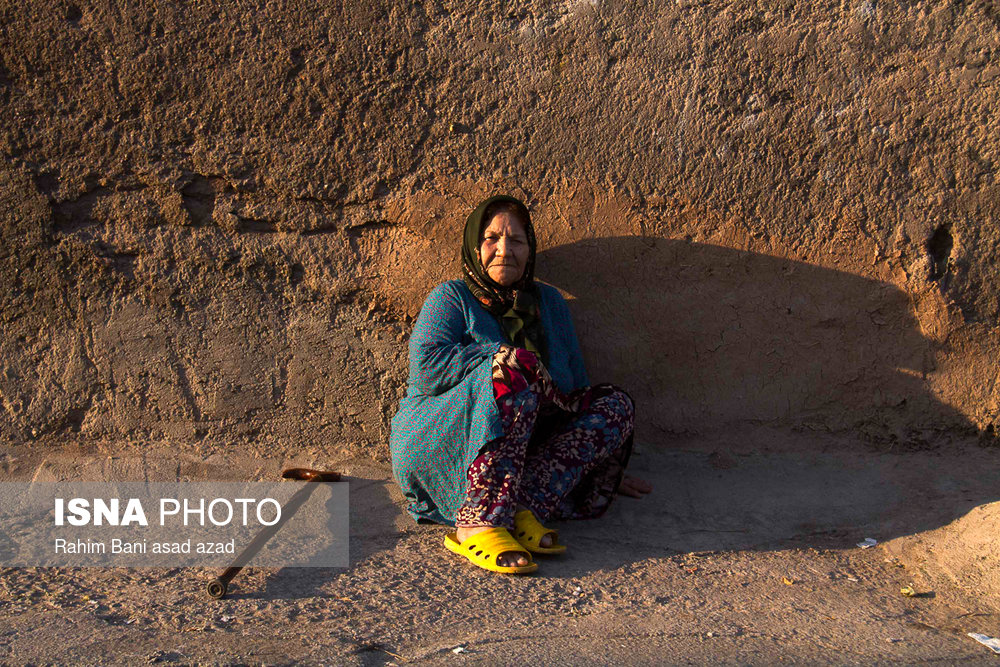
[534,238,996,565]
[537,237,971,443]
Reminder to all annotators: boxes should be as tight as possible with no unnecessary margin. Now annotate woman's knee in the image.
[590,385,635,422]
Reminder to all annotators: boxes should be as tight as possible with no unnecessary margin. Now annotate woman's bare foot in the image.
[618,475,653,498]
[455,525,531,567]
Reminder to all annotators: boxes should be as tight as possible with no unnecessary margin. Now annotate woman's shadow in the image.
[535,237,997,570]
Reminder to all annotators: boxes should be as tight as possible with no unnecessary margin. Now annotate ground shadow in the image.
[545,438,1000,576]
[251,469,400,601]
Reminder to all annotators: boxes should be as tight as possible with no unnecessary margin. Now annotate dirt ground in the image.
[2,428,998,665]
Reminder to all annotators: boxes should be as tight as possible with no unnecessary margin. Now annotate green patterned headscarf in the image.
[461,195,548,364]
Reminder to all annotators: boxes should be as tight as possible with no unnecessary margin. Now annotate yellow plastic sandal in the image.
[513,509,567,554]
[444,527,538,574]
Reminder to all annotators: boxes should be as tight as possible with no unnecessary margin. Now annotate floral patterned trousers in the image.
[454,347,635,528]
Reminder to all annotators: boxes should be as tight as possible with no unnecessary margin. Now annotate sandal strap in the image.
[459,527,532,565]
[514,509,558,545]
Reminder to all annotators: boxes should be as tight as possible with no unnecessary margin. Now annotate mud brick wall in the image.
[1,0,998,458]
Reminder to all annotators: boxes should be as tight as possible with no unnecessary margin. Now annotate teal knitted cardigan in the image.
[390,280,589,525]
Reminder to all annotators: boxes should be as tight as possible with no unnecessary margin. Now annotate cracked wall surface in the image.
[1,0,998,457]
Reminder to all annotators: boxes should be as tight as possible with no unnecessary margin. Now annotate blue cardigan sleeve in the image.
[407,283,501,397]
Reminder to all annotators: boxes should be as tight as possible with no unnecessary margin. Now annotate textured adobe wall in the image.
[1,0,998,458]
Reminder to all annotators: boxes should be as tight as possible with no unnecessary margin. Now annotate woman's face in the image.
[478,211,529,287]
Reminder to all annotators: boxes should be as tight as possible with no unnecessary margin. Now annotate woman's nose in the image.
[496,237,508,255]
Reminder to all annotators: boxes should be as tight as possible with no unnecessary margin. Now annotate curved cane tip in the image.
[281,468,341,482]
[206,578,227,599]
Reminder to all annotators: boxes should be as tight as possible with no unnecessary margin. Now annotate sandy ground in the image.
[2,428,999,665]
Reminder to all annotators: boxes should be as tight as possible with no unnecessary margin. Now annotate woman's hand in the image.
[618,475,652,498]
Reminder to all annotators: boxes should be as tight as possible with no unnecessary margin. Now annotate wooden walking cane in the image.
[206,468,341,599]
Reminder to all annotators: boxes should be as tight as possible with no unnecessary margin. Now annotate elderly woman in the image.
[391,195,650,574]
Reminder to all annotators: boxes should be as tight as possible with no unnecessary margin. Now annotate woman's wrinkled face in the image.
[478,211,529,287]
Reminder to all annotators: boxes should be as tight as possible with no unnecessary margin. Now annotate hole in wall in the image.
[925,223,953,282]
